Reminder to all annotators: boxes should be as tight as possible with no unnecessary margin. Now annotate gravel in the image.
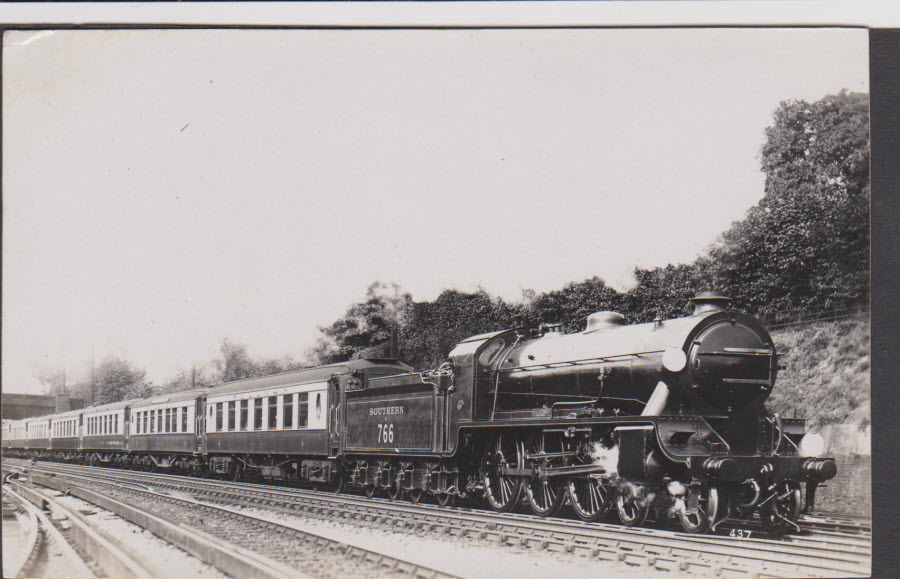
[51,492,227,579]
[229,503,633,578]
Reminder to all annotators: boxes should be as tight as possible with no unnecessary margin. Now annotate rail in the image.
[23,465,461,579]
[3,483,96,579]
[13,460,871,578]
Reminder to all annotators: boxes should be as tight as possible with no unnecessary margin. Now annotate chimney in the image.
[690,291,732,315]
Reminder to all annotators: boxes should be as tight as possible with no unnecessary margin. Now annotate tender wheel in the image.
[677,486,719,534]
[617,488,651,527]
[436,493,455,507]
[524,434,567,517]
[364,485,378,499]
[761,482,802,534]
[409,488,424,504]
[568,476,615,522]
[483,433,524,512]
[332,472,345,494]
[387,480,402,501]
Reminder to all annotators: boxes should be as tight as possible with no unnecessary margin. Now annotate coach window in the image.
[157,410,162,433]
[269,397,278,429]
[240,400,249,431]
[298,393,309,428]
[254,398,263,430]
[228,401,236,431]
[215,402,223,432]
[182,407,189,432]
[283,395,293,429]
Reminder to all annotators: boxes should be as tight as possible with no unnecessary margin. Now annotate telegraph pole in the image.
[90,346,95,405]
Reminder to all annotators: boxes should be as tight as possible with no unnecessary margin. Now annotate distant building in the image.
[1,393,85,420]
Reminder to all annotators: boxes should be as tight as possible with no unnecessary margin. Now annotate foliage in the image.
[88,355,152,404]
[703,91,869,316]
[767,318,870,429]
[213,338,260,383]
[529,277,620,332]
[399,289,535,369]
[159,365,218,393]
[308,282,413,365]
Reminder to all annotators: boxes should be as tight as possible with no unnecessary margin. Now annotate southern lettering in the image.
[369,405,404,416]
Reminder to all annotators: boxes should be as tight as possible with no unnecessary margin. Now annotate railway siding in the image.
[24,467,461,579]
[3,482,96,578]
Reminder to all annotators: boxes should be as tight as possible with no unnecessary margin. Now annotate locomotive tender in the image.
[3,292,836,533]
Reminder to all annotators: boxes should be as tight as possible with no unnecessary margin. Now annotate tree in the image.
[624,265,699,323]
[91,355,152,404]
[401,288,534,369]
[309,282,413,365]
[160,365,217,393]
[214,339,259,383]
[704,91,869,316]
[530,277,623,332]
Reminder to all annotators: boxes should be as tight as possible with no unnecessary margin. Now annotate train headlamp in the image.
[662,348,687,372]
[798,432,825,458]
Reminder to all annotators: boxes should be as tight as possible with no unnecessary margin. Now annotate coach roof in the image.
[131,388,207,408]
[206,358,412,398]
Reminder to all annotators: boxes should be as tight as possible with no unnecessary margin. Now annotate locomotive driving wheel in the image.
[523,433,567,517]
[677,486,719,534]
[616,486,651,527]
[568,475,615,522]
[482,433,524,512]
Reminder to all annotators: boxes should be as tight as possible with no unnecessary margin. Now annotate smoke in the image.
[590,443,620,476]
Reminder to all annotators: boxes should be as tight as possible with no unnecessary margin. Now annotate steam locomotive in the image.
[2,292,836,534]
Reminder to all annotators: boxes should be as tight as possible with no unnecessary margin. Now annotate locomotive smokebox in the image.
[690,291,732,315]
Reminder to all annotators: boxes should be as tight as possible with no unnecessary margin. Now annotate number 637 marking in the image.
[377,423,394,444]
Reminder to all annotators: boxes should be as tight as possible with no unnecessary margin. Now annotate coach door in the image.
[329,376,342,457]
[196,398,206,453]
[124,408,131,451]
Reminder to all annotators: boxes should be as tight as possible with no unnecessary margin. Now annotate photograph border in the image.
[1,7,896,577]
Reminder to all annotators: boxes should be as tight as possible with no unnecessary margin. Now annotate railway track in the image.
[2,481,97,578]
[6,459,871,578]
[5,460,460,579]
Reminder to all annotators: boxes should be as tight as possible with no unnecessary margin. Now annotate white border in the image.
[0,1,897,28]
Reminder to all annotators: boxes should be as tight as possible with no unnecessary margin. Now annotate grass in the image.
[767,316,871,432]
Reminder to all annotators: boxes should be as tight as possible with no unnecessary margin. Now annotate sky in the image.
[2,28,868,393]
